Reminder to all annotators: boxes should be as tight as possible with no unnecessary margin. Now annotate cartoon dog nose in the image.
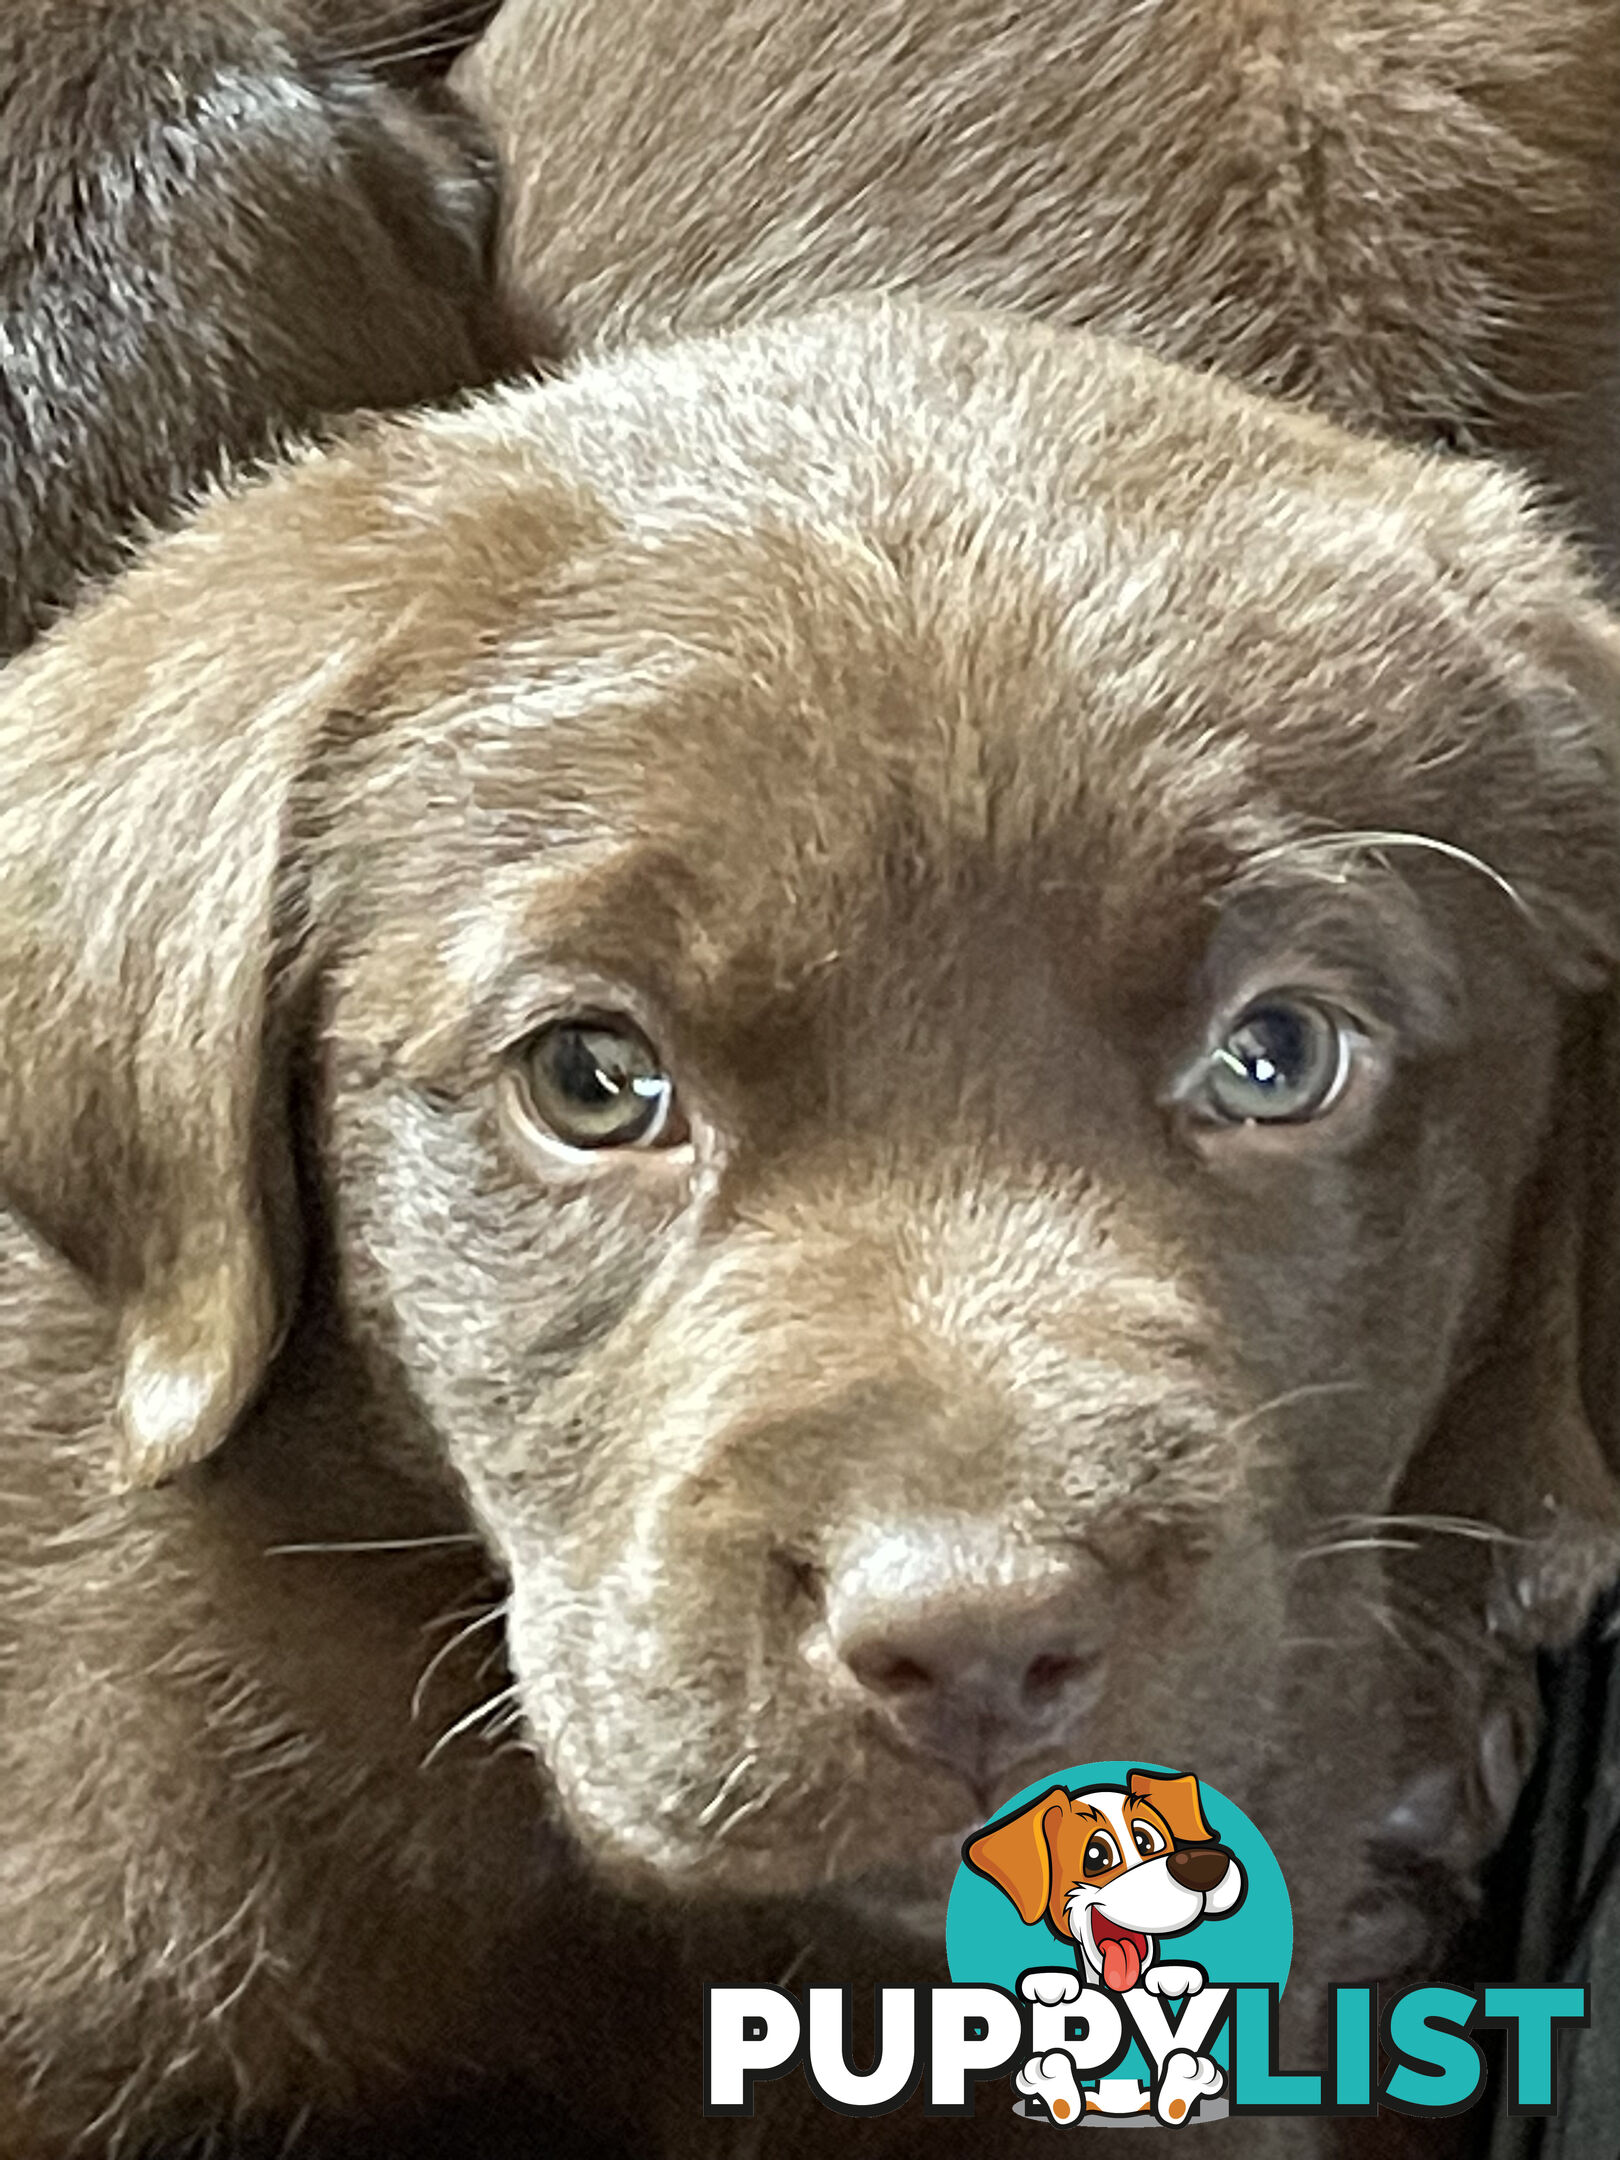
[836,1589,1105,1789]
[1167,1847,1231,1894]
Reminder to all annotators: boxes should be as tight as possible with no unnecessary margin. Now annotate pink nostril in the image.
[845,1644,936,1697]
[1023,1649,1094,1701]
[838,1612,1104,1789]
[827,1543,1113,1784]
[841,1628,1101,1717]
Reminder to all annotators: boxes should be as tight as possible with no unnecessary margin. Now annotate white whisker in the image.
[697,1750,760,1827]
[421,1683,522,1769]
[1247,828,1533,920]
[411,1602,508,1724]
[1295,1535,1422,1562]
[1294,1509,1523,1569]
[713,1769,795,1844]
[1229,1379,1367,1439]
[1335,1511,1523,1545]
[265,1533,483,1556]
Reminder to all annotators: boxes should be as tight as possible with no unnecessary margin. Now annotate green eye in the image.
[1204,998,1353,1125]
[515,1018,683,1152]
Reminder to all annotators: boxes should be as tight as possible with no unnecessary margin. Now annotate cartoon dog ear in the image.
[1127,1771,1216,1847]
[0,461,388,1489]
[964,1789,1068,1926]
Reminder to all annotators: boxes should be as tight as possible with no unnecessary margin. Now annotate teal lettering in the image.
[1333,1987,1374,2108]
[1383,1987,1484,2115]
[1481,1986,1588,2113]
[1231,1986,1322,2110]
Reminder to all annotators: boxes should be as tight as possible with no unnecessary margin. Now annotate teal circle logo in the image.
[946,1762,1291,2123]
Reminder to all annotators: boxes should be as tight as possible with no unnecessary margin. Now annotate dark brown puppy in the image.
[457,0,1620,567]
[0,0,511,659]
[3,298,1619,2156]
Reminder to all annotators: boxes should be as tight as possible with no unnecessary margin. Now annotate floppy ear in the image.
[964,1788,1067,1926]
[1127,1770,1216,1847]
[1395,596,1620,1642]
[1488,994,1620,1636]
[1524,608,1620,1594]
[0,477,374,1489]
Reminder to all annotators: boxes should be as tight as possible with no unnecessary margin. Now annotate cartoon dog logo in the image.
[964,1768,1245,2125]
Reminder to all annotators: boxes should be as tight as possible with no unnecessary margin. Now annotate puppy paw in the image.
[1140,1962,1205,1998]
[1021,1967,1082,2006]
[1016,2049,1086,2125]
[1154,2048,1223,2124]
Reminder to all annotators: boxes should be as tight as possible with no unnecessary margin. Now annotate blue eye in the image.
[1204,998,1353,1125]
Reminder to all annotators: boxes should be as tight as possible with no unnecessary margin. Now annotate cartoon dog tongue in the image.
[1097,1923,1145,1992]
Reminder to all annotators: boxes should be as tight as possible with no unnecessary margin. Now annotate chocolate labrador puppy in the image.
[450,0,1620,2116]
[457,0,1620,567]
[0,0,509,658]
[3,298,1618,2155]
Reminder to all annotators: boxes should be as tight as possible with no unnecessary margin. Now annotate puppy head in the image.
[5,301,1620,1919]
[966,1770,1237,1958]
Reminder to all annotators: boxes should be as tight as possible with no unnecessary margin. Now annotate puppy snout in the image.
[1166,1846,1230,1894]
[836,1583,1106,1790]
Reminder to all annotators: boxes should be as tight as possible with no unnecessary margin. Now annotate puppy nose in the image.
[837,1591,1104,1789]
[1167,1847,1230,1894]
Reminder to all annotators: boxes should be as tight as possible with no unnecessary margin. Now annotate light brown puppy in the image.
[456,0,1620,567]
[3,297,1619,2155]
[0,0,511,659]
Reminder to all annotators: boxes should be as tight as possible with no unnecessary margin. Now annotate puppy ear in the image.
[1127,1771,1215,1848]
[1502,600,1620,1601]
[1472,998,1620,1637]
[0,483,364,1488]
[1398,599,1620,1643]
[965,1789,1066,1926]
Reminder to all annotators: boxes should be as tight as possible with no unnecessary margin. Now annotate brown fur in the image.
[3,297,1620,2152]
[0,0,513,660]
[307,1,505,83]
[456,0,1620,569]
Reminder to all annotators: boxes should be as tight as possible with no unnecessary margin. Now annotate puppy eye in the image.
[511,1017,686,1154]
[1199,996,1355,1125]
[1082,1831,1120,1876]
[1131,1821,1166,1858]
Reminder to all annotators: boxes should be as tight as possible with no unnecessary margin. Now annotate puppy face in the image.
[967,1771,1242,1988]
[5,303,1619,1952]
